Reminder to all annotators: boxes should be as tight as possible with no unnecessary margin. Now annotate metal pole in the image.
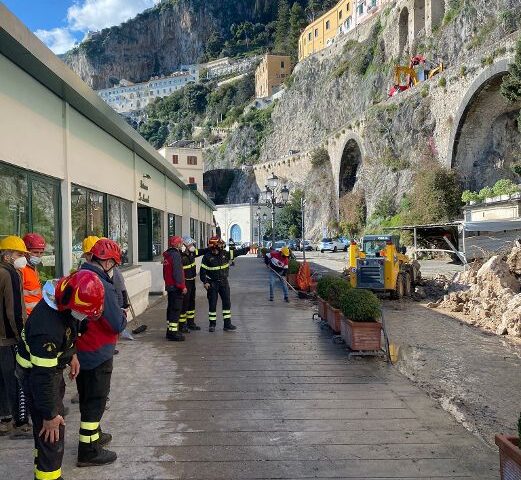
[413,227,417,260]
[301,196,306,263]
[271,201,276,245]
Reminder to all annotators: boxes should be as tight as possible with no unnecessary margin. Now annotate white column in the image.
[61,102,73,275]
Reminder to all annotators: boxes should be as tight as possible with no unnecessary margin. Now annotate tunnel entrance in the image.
[452,73,521,190]
[339,139,362,197]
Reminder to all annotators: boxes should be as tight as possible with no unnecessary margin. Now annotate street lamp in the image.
[258,172,290,246]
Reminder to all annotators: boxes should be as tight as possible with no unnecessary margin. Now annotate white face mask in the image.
[13,257,27,270]
[181,245,187,253]
[189,246,195,252]
[71,310,88,321]
[30,256,42,266]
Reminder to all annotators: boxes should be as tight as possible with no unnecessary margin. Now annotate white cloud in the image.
[35,27,78,54]
[67,0,160,32]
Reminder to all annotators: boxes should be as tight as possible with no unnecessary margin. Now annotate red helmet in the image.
[168,236,183,248]
[90,238,121,265]
[55,270,104,317]
[23,233,46,250]
[208,236,221,248]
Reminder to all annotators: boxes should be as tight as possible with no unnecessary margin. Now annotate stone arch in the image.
[399,7,410,54]
[449,59,521,190]
[339,138,362,197]
[428,0,445,32]
[413,0,426,38]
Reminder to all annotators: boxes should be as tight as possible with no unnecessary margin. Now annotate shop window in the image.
[152,208,163,261]
[172,155,179,164]
[168,213,182,238]
[108,196,132,265]
[190,218,198,241]
[0,161,61,279]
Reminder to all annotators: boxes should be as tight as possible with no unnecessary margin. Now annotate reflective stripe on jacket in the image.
[22,266,42,315]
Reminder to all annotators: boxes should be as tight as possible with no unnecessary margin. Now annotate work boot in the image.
[208,321,216,332]
[284,297,289,303]
[166,331,185,341]
[0,419,13,436]
[223,319,237,331]
[10,422,32,440]
[77,444,117,467]
[99,431,112,447]
[180,323,190,334]
[187,319,201,331]
[269,297,273,301]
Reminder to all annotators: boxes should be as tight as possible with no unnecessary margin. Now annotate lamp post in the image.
[258,172,290,246]
[301,194,307,262]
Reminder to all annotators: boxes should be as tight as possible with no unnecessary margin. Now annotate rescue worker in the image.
[179,236,208,332]
[163,236,187,341]
[81,236,100,266]
[76,238,127,467]
[22,233,46,315]
[265,246,290,302]
[0,236,31,439]
[200,236,249,332]
[228,239,237,266]
[16,270,104,480]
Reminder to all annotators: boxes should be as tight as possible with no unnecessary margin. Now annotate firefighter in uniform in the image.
[228,239,237,266]
[163,236,187,341]
[76,238,127,467]
[21,233,46,316]
[200,236,250,332]
[179,236,209,332]
[16,270,104,480]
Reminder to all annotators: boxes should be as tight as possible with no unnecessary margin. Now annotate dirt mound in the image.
[428,247,521,337]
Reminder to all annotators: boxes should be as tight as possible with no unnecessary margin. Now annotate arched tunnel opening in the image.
[339,139,361,197]
[452,73,521,190]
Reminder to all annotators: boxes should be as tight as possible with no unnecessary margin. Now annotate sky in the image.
[2,0,160,54]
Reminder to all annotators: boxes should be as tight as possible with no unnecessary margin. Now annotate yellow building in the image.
[255,54,293,99]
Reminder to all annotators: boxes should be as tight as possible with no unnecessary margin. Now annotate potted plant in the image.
[339,289,382,351]
[495,413,521,479]
[316,276,335,320]
[287,258,300,287]
[326,278,351,333]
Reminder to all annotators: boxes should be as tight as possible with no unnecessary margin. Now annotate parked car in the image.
[300,240,314,251]
[316,238,344,253]
[268,240,287,251]
[287,239,299,251]
[335,237,349,252]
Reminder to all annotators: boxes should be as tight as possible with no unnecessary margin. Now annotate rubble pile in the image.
[428,247,521,337]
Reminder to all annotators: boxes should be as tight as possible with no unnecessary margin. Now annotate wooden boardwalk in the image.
[0,257,497,479]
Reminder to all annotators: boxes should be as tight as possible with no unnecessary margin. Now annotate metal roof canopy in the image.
[0,3,215,211]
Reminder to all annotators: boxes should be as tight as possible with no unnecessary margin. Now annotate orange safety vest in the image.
[22,266,42,315]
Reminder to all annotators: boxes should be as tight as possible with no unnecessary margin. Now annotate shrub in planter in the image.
[316,276,336,320]
[287,259,301,286]
[326,279,351,333]
[340,289,382,350]
[495,413,521,479]
[260,247,268,256]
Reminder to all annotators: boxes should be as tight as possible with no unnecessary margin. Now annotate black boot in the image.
[99,431,112,447]
[188,319,201,330]
[208,321,216,332]
[223,319,237,331]
[77,443,117,467]
[166,331,185,341]
[180,323,189,334]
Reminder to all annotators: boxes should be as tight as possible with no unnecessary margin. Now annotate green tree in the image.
[275,0,291,53]
[289,2,307,59]
[306,0,320,21]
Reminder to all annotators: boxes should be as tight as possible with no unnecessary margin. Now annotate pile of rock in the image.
[428,247,521,337]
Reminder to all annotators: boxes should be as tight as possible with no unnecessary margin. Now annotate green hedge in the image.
[316,276,336,299]
[340,289,381,322]
[317,276,351,309]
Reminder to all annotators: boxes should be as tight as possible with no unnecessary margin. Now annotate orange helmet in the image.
[208,236,221,248]
[90,238,121,265]
[55,270,104,317]
[23,233,46,251]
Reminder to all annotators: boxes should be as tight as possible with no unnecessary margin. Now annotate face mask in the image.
[181,245,187,253]
[30,256,42,266]
[189,246,195,252]
[13,257,27,270]
[71,310,88,321]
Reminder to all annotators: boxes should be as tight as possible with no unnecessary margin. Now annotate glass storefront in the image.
[167,213,182,238]
[151,208,163,261]
[0,161,61,280]
[71,184,132,267]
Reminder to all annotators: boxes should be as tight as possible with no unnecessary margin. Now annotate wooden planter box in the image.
[495,435,521,479]
[327,304,342,333]
[341,316,382,351]
[317,297,327,319]
[287,273,297,287]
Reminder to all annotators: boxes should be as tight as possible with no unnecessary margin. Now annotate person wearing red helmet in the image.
[163,236,187,341]
[76,238,126,467]
[200,236,250,332]
[16,270,104,480]
[22,233,46,315]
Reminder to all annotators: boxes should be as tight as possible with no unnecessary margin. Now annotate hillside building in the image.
[214,203,270,246]
[203,56,261,79]
[0,4,215,307]
[255,54,293,99]
[158,141,204,191]
[97,66,199,113]
[298,0,391,61]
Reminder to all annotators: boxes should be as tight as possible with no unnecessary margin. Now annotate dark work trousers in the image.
[0,345,28,425]
[76,358,113,457]
[20,367,65,480]
[206,280,231,324]
[166,289,184,333]
[182,279,197,323]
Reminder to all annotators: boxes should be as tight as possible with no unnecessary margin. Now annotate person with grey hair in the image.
[0,235,31,439]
